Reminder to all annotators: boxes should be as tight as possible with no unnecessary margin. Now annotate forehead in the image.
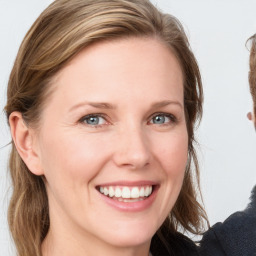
[47,37,184,110]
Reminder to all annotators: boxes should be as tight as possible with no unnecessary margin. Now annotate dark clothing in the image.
[151,228,199,256]
[199,186,256,256]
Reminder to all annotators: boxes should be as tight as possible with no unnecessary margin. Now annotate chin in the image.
[105,232,153,248]
[98,220,159,248]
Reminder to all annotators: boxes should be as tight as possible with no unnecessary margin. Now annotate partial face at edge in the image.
[34,38,188,252]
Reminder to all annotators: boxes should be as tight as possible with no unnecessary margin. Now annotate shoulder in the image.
[151,231,199,256]
[199,186,256,256]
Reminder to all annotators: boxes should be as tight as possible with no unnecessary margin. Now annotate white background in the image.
[1,0,256,255]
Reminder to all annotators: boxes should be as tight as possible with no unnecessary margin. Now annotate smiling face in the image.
[36,38,188,255]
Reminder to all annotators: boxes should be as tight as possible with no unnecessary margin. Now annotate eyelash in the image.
[78,112,177,128]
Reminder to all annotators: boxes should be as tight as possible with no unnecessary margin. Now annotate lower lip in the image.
[97,186,159,212]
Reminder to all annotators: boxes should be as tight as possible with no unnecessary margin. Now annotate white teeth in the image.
[139,187,145,197]
[145,186,150,196]
[131,187,140,198]
[122,187,131,198]
[98,185,153,199]
[115,187,122,198]
[109,186,115,197]
[103,187,109,196]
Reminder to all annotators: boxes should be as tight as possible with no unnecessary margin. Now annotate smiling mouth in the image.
[96,185,154,202]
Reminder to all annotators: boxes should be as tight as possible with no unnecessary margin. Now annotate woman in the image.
[5,0,207,255]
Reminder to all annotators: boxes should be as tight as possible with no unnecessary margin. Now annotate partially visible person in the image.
[199,34,256,256]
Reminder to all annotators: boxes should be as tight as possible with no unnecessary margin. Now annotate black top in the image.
[150,228,199,256]
[199,186,256,256]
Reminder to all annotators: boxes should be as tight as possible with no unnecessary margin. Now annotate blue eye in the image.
[82,115,106,126]
[152,115,166,124]
[150,114,175,124]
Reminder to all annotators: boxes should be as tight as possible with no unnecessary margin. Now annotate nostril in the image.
[113,152,150,169]
[112,130,151,169]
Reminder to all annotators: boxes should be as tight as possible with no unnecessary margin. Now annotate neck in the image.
[41,187,153,256]
[42,230,151,256]
[41,209,151,256]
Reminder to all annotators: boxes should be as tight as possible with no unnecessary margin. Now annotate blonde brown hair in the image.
[5,0,207,255]
[249,34,256,114]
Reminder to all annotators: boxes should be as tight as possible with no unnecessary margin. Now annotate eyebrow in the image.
[69,102,116,112]
[151,100,183,109]
[69,100,182,112]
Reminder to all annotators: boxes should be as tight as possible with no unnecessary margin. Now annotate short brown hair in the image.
[249,34,256,113]
[5,0,207,255]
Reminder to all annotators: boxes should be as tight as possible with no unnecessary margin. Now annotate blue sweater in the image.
[199,186,256,256]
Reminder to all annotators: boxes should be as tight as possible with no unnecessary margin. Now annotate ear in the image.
[247,112,253,121]
[9,112,44,176]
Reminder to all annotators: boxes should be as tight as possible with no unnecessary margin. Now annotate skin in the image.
[10,37,188,256]
[247,110,256,125]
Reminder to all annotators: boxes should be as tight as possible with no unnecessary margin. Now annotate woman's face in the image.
[36,38,188,252]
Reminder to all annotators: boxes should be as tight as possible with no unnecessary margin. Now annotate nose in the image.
[113,126,150,170]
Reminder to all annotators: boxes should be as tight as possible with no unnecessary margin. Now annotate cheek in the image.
[150,129,188,219]
[153,130,188,178]
[38,131,111,184]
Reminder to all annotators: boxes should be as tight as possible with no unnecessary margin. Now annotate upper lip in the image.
[96,180,158,187]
